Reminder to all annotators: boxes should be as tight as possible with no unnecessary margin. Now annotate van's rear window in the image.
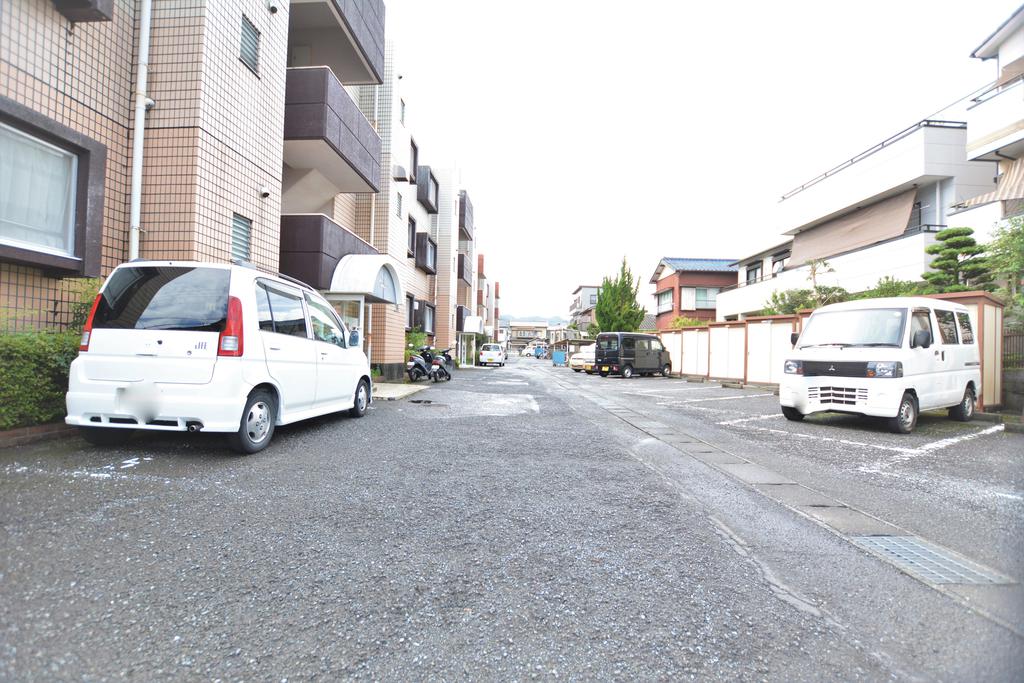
[92,266,230,332]
[598,336,618,350]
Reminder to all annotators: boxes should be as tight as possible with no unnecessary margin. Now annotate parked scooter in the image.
[406,345,432,382]
[428,347,453,382]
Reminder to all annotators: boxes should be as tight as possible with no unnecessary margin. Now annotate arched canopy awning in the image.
[326,254,403,304]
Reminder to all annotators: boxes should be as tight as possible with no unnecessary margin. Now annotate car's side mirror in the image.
[911,329,932,349]
[349,330,360,347]
[790,332,799,346]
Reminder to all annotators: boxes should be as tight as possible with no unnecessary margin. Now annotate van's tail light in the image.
[218,296,244,357]
[79,294,102,351]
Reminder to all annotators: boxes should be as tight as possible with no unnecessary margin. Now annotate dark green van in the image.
[594,332,671,378]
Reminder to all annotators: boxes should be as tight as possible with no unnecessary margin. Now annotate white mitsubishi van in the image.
[66,261,372,453]
[780,297,980,434]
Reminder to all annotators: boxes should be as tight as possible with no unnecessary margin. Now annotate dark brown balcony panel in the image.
[456,306,470,332]
[414,232,437,274]
[458,190,474,240]
[284,67,381,194]
[416,166,439,214]
[278,213,377,290]
[457,254,472,286]
[288,0,385,84]
[53,0,113,22]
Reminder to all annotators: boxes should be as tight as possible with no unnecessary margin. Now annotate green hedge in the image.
[0,332,80,430]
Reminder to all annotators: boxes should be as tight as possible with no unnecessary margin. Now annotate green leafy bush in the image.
[669,316,705,329]
[0,332,80,430]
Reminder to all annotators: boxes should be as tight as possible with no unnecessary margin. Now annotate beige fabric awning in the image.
[957,157,1024,209]
[789,189,917,266]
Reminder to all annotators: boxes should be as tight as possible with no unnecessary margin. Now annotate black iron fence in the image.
[1006,331,1024,370]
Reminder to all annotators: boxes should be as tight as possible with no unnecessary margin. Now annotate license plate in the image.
[601,366,609,372]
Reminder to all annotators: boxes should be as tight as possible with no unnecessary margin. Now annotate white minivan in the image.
[66,261,372,453]
[780,297,980,433]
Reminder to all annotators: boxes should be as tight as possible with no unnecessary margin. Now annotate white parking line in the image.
[717,414,782,425]
[658,393,774,406]
[858,424,1007,473]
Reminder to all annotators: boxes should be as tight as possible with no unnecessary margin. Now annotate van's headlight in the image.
[867,361,902,378]
[784,360,803,375]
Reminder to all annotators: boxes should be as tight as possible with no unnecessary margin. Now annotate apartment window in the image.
[426,174,438,207]
[0,122,77,258]
[423,304,435,335]
[410,140,419,180]
[407,216,416,257]
[395,192,402,218]
[746,263,762,284]
[426,239,436,270]
[656,289,673,313]
[590,294,598,305]
[406,294,415,330]
[231,213,252,261]
[772,251,789,276]
[696,287,719,309]
[240,16,260,74]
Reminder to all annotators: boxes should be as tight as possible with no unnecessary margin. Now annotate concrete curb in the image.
[373,383,430,401]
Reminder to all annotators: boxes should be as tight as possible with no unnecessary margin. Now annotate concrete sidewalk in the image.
[372,383,430,401]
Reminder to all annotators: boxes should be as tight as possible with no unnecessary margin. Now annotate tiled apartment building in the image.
[1,1,500,380]
[1,0,384,332]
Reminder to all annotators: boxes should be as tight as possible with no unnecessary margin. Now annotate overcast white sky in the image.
[386,0,1018,319]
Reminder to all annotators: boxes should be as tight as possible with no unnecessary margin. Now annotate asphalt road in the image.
[1,356,1022,680]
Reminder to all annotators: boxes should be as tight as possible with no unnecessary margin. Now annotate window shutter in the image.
[680,287,696,310]
[231,213,252,261]
[240,16,260,74]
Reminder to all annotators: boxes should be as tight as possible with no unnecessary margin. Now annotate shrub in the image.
[669,316,705,329]
[0,332,80,430]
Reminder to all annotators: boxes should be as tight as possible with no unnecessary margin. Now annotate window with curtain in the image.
[696,287,719,308]
[0,123,77,257]
[656,290,673,313]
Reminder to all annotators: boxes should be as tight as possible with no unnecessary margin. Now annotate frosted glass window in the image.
[0,123,77,257]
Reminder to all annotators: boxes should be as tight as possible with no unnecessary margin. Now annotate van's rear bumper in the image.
[65,359,248,433]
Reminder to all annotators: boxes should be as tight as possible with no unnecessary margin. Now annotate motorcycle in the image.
[428,347,453,382]
[406,345,432,382]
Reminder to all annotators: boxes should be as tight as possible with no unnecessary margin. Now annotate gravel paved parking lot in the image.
[1,357,1021,680]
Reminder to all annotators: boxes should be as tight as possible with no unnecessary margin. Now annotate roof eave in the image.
[971,4,1024,59]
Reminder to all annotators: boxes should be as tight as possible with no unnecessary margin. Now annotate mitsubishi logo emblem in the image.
[828,364,836,372]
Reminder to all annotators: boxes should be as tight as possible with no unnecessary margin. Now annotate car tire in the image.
[227,389,277,455]
[573,368,581,372]
[79,427,134,447]
[781,406,804,422]
[888,392,918,434]
[599,370,609,377]
[661,364,671,377]
[349,379,370,418]
[948,386,975,422]
[621,365,634,379]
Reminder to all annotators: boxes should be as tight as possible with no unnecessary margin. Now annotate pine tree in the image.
[922,227,991,292]
[594,258,646,332]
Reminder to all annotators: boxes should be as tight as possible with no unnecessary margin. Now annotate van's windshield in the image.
[798,308,906,349]
[93,266,230,332]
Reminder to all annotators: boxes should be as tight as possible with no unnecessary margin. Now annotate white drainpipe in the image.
[128,0,154,260]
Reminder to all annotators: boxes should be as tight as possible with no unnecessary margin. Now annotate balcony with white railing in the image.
[965,75,1024,162]
[775,120,991,236]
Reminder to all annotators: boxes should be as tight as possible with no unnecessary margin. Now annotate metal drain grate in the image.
[850,536,1013,585]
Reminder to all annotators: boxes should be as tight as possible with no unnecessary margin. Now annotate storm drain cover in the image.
[850,536,1013,585]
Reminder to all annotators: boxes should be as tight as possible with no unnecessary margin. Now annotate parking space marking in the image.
[729,423,916,454]
[717,414,782,425]
[657,393,774,406]
[857,424,1007,474]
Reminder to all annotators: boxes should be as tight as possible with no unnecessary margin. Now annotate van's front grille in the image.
[808,386,867,406]
[803,361,868,377]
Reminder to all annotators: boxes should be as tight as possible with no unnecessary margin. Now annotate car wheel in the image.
[661,364,671,377]
[79,427,134,447]
[349,379,370,418]
[621,365,634,379]
[573,368,581,372]
[599,370,609,377]
[948,386,975,422]
[781,406,804,422]
[888,392,918,434]
[227,389,277,454]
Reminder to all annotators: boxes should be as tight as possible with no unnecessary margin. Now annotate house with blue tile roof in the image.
[648,258,738,331]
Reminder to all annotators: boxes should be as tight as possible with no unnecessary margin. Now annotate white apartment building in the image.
[717,119,997,320]
[953,6,1024,224]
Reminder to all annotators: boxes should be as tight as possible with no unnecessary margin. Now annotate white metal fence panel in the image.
[746,321,772,384]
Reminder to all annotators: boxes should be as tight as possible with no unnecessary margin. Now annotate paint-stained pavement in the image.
[1,357,1022,680]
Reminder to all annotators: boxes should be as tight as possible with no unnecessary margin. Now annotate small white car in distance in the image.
[66,261,372,453]
[780,297,981,434]
[569,346,595,372]
[479,343,505,366]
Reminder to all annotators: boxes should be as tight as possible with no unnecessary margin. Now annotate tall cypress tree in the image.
[595,258,646,332]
